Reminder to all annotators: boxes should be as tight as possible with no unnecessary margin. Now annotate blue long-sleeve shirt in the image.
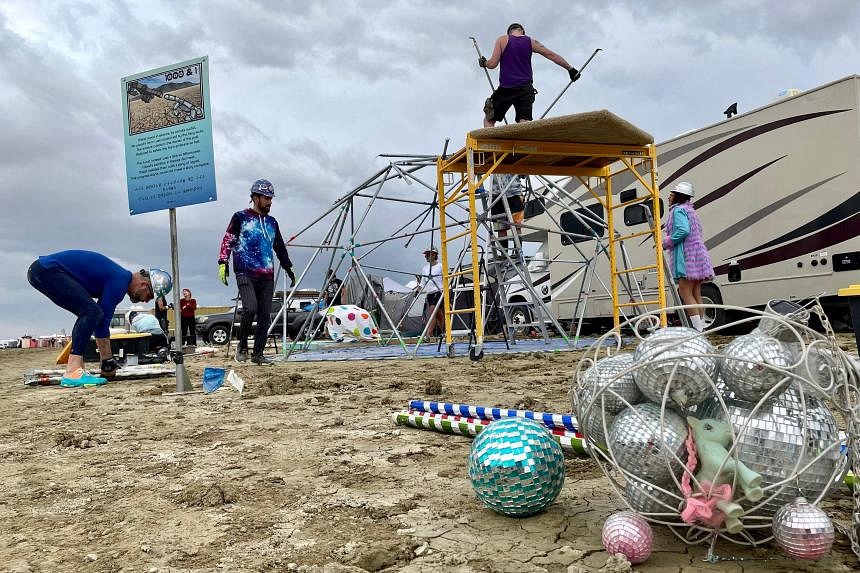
[38,250,132,338]
[666,207,690,278]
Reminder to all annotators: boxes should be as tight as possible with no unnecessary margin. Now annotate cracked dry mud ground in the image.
[0,343,858,572]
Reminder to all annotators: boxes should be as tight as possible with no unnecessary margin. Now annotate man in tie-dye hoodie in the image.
[218,179,296,364]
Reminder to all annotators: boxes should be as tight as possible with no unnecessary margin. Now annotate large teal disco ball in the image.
[468,418,566,517]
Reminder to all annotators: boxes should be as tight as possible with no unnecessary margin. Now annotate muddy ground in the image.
[0,339,858,573]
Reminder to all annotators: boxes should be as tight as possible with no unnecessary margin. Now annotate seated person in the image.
[127,310,170,351]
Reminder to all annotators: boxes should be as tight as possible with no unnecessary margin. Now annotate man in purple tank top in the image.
[479,23,579,127]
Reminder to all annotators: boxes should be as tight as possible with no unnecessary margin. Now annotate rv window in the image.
[560,204,605,245]
[524,197,545,218]
[623,199,663,226]
[620,189,637,203]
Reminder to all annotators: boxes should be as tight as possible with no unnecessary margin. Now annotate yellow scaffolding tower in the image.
[437,113,666,356]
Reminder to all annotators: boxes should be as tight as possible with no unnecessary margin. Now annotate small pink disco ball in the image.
[772,497,834,560]
[602,511,653,564]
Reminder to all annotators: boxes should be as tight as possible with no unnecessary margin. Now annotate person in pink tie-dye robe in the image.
[662,182,714,332]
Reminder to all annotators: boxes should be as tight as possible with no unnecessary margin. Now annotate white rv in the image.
[520,75,860,329]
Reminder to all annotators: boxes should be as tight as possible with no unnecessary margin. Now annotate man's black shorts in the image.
[490,194,525,216]
[488,84,537,123]
[425,291,442,308]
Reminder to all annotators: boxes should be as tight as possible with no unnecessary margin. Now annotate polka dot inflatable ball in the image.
[325,305,379,341]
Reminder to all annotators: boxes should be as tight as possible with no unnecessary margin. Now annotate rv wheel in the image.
[700,283,725,330]
[509,305,533,336]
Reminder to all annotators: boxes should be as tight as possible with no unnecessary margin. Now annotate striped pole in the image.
[23,366,176,386]
[393,410,588,455]
[408,400,578,432]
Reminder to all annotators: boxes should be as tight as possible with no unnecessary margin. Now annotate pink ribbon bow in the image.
[681,481,733,528]
[679,429,733,528]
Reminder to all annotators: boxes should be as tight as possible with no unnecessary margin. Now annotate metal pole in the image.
[168,208,193,393]
[469,36,496,92]
[539,48,602,119]
[469,36,508,126]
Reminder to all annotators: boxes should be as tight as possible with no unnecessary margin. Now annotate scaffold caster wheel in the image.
[446,345,456,358]
[469,348,484,361]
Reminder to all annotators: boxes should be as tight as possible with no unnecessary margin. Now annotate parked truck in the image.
[518,75,860,330]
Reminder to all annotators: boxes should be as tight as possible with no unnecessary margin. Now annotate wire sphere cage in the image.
[570,298,860,556]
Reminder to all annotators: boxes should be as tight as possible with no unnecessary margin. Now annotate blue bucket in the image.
[202,367,226,393]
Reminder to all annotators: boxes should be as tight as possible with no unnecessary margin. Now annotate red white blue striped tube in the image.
[408,400,579,431]
[394,410,588,455]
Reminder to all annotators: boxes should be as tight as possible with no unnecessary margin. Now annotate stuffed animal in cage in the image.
[682,417,763,534]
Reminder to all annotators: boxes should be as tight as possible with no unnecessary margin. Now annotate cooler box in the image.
[82,332,153,362]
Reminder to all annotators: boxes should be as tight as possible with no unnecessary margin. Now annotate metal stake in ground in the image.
[539,48,602,119]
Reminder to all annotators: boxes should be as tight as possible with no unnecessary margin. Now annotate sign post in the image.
[121,56,216,393]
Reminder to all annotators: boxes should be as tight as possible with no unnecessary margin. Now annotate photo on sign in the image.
[126,64,205,136]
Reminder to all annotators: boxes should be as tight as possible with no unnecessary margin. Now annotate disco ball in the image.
[624,478,680,515]
[578,353,641,415]
[719,332,792,402]
[576,353,640,448]
[583,409,615,449]
[632,327,717,409]
[783,341,848,399]
[696,384,843,517]
[608,402,688,487]
[772,497,834,560]
[468,418,565,517]
[602,511,654,564]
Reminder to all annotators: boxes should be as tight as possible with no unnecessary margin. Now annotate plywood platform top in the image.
[468,109,653,146]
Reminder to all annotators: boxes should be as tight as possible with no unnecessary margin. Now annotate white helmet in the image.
[672,181,695,197]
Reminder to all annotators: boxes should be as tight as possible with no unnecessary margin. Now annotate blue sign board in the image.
[121,56,216,214]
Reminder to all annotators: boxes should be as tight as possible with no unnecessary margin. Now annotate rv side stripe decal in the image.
[661,109,851,190]
[695,156,786,209]
[727,175,852,256]
[713,209,860,276]
[571,126,753,201]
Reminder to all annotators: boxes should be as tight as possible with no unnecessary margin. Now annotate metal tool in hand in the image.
[469,36,496,92]
[470,36,509,125]
[540,48,602,119]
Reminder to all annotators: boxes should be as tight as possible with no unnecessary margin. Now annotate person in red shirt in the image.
[179,288,197,347]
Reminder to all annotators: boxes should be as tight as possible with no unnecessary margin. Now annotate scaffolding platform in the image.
[437,110,667,359]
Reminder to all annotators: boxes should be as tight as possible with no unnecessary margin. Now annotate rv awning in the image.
[441,110,655,177]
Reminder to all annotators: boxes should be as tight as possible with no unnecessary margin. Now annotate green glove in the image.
[219,263,229,286]
[287,267,297,288]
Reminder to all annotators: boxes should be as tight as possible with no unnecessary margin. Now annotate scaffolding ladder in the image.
[480,182,551,343]
[607,151,667,328]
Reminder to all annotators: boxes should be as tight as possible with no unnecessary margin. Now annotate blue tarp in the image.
[284,337,606,362]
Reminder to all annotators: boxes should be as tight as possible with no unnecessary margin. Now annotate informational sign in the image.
[121,56,216,215]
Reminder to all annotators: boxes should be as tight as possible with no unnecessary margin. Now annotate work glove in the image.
[219,263,229,286]
[287,267,297,288]
[568,67,581,82]
[100,357,120,380]
[478,56,487,68]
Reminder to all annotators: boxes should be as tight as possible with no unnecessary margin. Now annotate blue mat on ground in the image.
[282,337,607,362]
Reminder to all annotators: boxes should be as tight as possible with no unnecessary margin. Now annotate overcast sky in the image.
[1,0,859,339]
